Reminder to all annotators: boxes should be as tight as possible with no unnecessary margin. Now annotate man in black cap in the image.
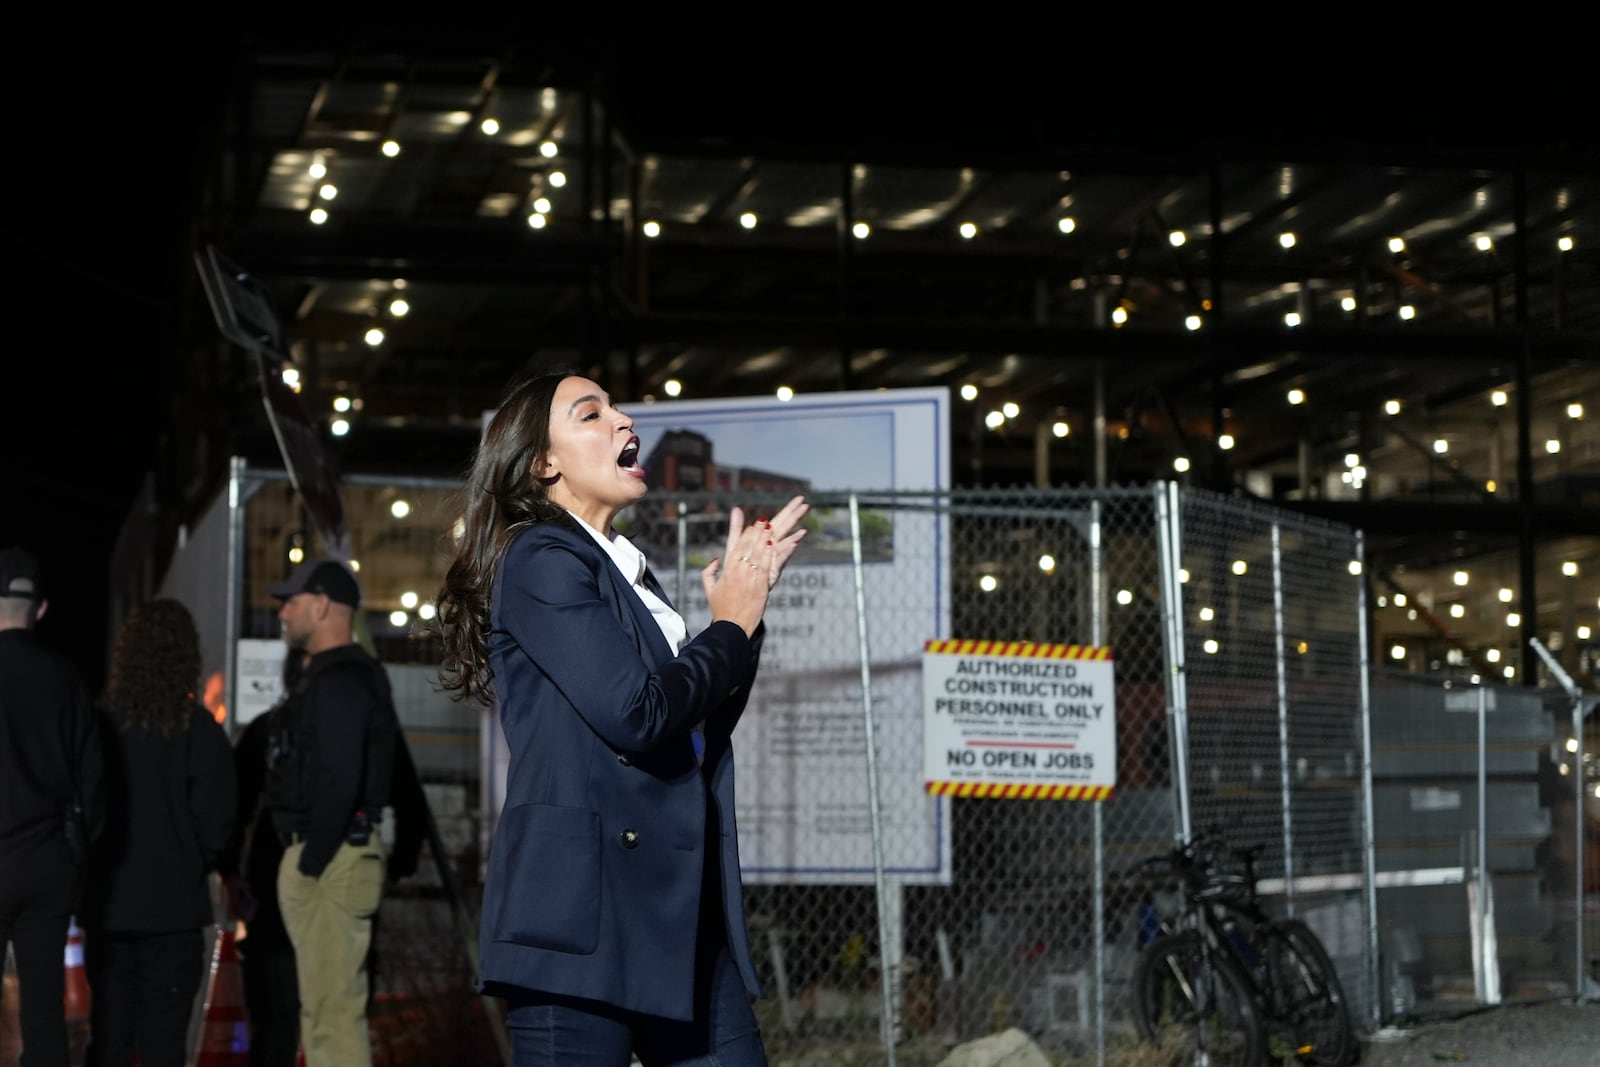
[0,546,103,1067]
[261,559,398,1067]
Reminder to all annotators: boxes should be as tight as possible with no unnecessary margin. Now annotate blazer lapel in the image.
[591,545,675,669]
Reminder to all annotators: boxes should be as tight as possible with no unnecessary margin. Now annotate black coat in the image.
[477,522,765,1020]
[0,628,103,873]
[84,701,236,932]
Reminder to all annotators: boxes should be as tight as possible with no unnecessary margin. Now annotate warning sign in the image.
[922,639,1116,799]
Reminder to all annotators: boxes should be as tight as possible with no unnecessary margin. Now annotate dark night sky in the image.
[7,39,233,692]
[6,34,1588,691]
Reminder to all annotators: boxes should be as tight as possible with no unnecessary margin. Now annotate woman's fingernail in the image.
[767,540,773,546]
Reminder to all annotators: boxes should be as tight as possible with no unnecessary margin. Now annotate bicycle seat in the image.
[1193,872,1252,907]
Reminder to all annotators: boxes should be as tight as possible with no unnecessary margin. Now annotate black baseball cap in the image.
[0,546,43,600]
[268,559,362,608]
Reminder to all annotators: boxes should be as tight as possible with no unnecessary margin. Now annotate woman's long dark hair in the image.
[105,598,201,736]
[435,370,577,705]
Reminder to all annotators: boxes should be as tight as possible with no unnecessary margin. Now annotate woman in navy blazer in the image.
[436,371,807,1066]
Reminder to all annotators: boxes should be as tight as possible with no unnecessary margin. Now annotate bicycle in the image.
[1128,830,1356,1067]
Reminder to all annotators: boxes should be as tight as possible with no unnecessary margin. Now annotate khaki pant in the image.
[278,839,385,1067]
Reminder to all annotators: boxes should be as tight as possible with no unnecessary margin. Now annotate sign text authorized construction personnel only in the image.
[922,639,1116,799]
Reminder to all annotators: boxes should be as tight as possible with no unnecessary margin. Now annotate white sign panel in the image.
[235,637,289,728]
[922,640,1117,799]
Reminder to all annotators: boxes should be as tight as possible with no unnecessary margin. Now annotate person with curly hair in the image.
[433,371,807,1066]
[81,598,236,1067]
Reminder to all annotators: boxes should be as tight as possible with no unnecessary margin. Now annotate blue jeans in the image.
[504,941,767,1067]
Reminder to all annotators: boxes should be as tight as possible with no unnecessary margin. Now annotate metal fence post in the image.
[1528,637,1588,999]
[1356,530,1381,1029]
[1473,682,1497,1004]
[224,456,247,743]
[1090,497,1106,1067]
[849,493,898,1064]
[1271,522,1295,916]
[673,498,688,606]
[1155,481,1192,842]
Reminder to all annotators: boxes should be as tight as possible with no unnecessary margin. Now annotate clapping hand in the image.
[701,496,809,634]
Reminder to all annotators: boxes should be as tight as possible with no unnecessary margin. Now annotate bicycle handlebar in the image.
[1124,827,1265,895]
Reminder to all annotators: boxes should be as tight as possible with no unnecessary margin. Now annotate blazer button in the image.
[617,753,631,766]
[620,829,640,849]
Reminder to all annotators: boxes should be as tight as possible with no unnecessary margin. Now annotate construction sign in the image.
[922,639,1116,799]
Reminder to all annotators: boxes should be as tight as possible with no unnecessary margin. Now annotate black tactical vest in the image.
[263,644,398,828]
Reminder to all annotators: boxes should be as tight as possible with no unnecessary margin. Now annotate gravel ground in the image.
[1355,998,1599,1067]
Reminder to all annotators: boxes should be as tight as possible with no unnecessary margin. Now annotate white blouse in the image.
[567,513,688,655]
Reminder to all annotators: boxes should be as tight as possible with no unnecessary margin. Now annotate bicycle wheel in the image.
[1133,930,1267,1067]
[1261,919,1355,1066]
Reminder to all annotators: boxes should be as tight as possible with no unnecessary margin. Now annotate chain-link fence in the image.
[180,466,1595,1066]
[228,465,498,1066]
[1367,666,1597,1024]
[1172,488,1375,1034]
[625,486,1179,1065]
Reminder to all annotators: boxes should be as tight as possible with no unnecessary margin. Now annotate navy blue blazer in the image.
[477,520,765,1020]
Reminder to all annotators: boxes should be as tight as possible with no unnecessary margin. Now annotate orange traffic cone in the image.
[191,925,249,1065]
[63,917,91,1059]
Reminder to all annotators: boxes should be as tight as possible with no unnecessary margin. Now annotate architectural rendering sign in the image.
[624,387,953,885]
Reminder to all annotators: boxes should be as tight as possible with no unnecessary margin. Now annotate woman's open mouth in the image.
[617,436,640,470]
